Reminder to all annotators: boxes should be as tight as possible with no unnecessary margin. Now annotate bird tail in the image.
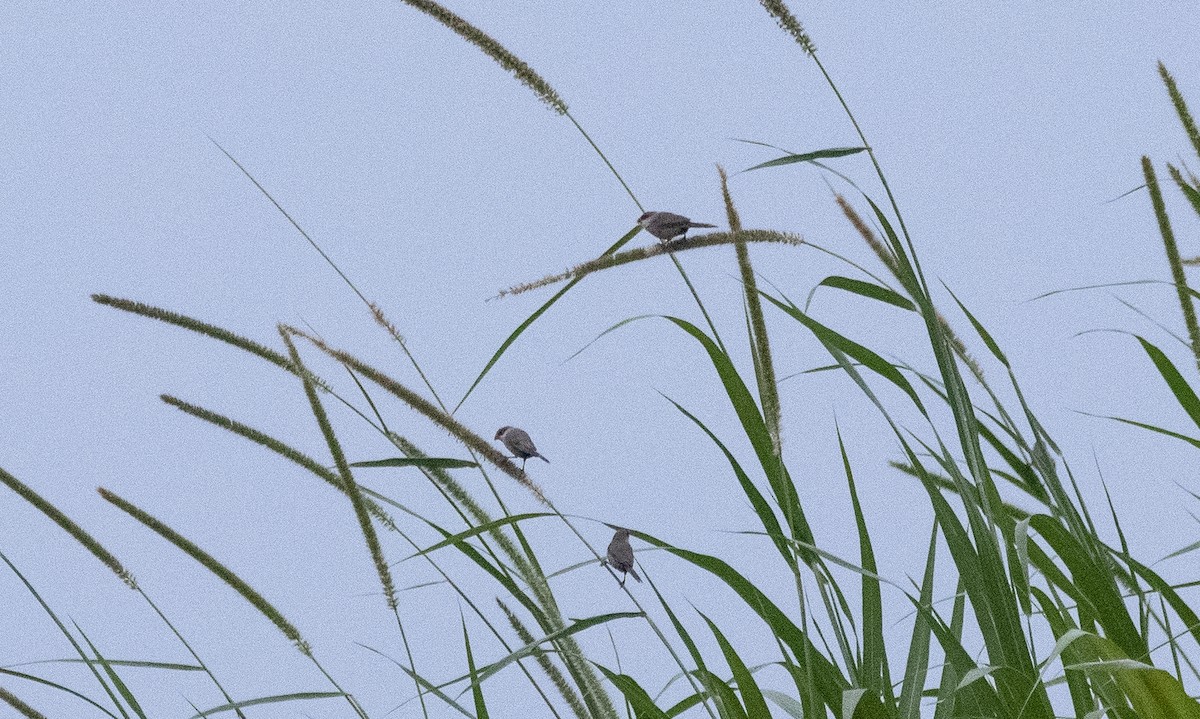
[537,454,550,464]
[690,222,717,228]
[629,566,642,583]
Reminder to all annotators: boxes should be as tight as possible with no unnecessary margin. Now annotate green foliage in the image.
[3,7,1200,719]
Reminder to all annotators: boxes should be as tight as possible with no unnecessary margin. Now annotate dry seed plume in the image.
[400,0,567,114]
[495,230,804,299]
[758,0,817,56]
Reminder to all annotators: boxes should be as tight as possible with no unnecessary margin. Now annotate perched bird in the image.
[605,528,641,586]
[637,211,717,242]
[494,426,549,469]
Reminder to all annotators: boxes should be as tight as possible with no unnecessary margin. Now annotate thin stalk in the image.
[566,113,640,211]
[0,550,129,719]
[561,112,728,355]
[136,590,246,719]
[207,138,450,410]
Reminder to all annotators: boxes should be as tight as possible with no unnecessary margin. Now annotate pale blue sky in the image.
[3,3,1199,717]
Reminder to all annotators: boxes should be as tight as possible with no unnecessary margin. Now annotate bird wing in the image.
[510,429,539,456]
[651,212,693,233]
[608,539,634,568]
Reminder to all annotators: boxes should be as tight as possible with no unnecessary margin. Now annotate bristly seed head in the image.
[401,0,568,115]
[758,0,817,56]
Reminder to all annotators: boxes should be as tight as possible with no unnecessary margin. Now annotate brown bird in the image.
[605,528,641,586]
[494,426,549,470]
[637,211,717,242]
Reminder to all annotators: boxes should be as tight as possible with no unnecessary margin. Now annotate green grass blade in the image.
[456,226,641,412]
[1029,278,1200,302]
[661,316,813,557]
[462,617,489,719]
[1066,639,1200,718]
[592,663,669,719]
[897,523,938,719]
[0,550,128,718]
[1119,555,1200,649]
[812,276,915,311]
[1136,335,1200,428]
[629,530,859,716]
[837,428,891,708]
[931,585,968,719]
[73,622,148,719]
[442,613,644,689]
[1029,514,1146,660]
[688,669,747,719]
[943,284,1009,367]
[739,146,866,173]
[378,501,547,622]
[920,603,1003,716]
[1102,414,1200,449]
[10,659,202,672]
[407,513,554,559]
[643,576,721,719]
[660,393,790,564]
[762,690,805,719]
[190,691,346,718]
[698,612,771,718]
[758,291,927,415]
[351,457,480,470]
[358,643,475,718]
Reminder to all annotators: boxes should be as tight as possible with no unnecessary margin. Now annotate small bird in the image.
[605,528,641,586]
[637,211,717,242]
[494,426,549,470]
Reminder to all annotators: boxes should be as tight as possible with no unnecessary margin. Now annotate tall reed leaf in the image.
[462,618,490,719]
[591,664,669,719]
[698,612,771,718]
